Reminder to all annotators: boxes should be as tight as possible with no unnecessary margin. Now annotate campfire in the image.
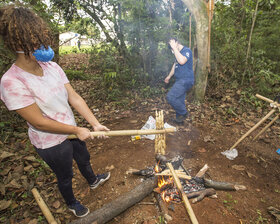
[131,155,215,204]
[128,154,246,223]
[69,111,246,224]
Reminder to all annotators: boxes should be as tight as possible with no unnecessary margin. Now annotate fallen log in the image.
[204,179,246,191]
[69,177,156,224]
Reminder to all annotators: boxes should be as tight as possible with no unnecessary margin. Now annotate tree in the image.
[181,0,209,101]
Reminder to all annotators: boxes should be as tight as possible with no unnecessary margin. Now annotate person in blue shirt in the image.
[164,38,194,124]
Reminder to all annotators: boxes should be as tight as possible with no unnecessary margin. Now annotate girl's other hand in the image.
[76,127,91,141]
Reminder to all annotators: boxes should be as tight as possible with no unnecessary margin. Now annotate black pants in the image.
[35,139,97,205]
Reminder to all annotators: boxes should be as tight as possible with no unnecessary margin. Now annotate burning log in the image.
[204,179,246,191]
[69,177,156,224]
[154,193,173,222]
[166,163,199,224]
[187,188,216,204]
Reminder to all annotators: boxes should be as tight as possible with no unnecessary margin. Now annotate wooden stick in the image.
[166,163,199,224]
[195,164,209,178]
[256,94,280,107]
[229,109,276,150]
[155,172,191,180]
[68,128,175,139]
[31,188,57,224]
[253,114,279,140]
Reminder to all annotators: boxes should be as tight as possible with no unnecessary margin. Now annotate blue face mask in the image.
[33,46,55,62]
[16,45,55,62]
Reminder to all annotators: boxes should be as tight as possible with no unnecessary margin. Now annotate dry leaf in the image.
[0,151,15,161]
[6,179,21,189]
[0,200,12,211]
[52,200,61,209]
[198,148,207,153]
[232,165,246,171]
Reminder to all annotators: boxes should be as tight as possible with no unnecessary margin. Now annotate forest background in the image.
[0,0,279,104]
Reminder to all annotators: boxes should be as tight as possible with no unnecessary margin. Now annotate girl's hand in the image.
[93,124,110,139]
[76,127,91,141]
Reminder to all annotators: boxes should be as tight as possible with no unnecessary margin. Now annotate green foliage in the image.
[64,69,91,80]
[255,210,268,224]
[223,193,238,210]
[211,0,280,96]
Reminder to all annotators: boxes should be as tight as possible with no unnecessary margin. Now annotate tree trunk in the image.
[69,177,156,224]
[243,0,260,83]
[181,0,209,101]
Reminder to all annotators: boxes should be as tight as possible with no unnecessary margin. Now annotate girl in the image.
[0,5,110,218]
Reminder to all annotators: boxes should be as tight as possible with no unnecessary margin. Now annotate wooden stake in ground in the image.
[155,110,166,155]
[31,188,57,224]
[166,163,199,224]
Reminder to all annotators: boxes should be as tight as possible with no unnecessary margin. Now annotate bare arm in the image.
[172,48,188,65]
[65,83,109,132]
[169,39,188,65]
[16,103,91,140]
[164,63,175,84]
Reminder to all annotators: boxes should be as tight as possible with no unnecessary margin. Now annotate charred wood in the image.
[187,188,216,203]
[154,193,173,222]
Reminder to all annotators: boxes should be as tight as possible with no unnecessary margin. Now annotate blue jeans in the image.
[35,139,97,205]
[166,79,194,117]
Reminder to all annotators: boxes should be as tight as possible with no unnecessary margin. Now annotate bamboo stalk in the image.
[31,188,57,224]
[255,94,274,103]
[166,163,199,224]
[68,128,175,139]
[256,94,280,107]
[229,109,276,150]
[253,114,279,140]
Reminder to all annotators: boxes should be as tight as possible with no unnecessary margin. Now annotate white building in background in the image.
[59,32,94,46]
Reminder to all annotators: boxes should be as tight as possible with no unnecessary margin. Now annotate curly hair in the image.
[0,4,52,55]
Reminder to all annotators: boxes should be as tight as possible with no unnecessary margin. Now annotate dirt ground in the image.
[1,54,279,224]
[66,78,280,223]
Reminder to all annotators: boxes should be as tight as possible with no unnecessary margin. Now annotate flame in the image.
[157,176,176,202]
[154,161,161,173]
[155,164,160,173]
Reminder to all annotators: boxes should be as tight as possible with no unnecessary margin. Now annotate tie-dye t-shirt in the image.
[0,61,76,149]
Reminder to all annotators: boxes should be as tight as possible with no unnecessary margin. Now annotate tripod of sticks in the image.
[229,94,280,150]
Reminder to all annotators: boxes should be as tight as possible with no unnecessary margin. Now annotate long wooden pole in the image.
[166,163,199,224]
[229,109,276,150]
[189,13,192,48]
[31,188,57,224]
[68,128,176,139]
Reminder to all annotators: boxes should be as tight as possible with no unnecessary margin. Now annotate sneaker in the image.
[90,172,110,190]
[68,200,89,218]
